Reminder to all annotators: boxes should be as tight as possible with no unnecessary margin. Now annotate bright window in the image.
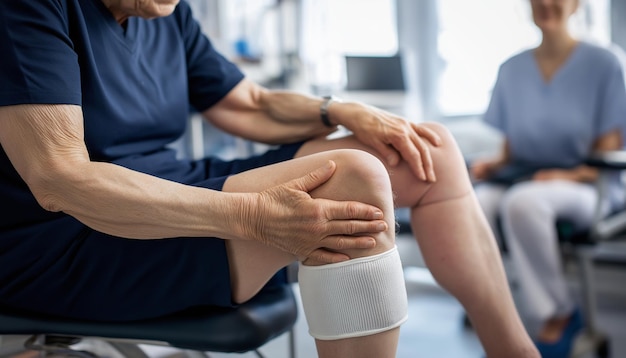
[300,0,398,89]
[437,0,611,116]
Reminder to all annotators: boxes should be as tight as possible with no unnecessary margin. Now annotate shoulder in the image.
[500,49,533,70]
[497,49,533,77]
[577,41,624,70]
[0,0,67,10]
[0,0,79,48]
[0,0,70,21]
[174,0,193,16]
[170,0,195,26]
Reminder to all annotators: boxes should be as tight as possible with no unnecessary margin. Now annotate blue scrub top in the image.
[0,0,244,229]
[484,41,626,168]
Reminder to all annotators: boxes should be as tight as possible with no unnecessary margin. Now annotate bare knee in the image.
[326,149,392,200]
[312,149,396,256]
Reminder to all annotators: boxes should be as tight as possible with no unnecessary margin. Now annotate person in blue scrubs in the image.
[471,0,626,356]
[0,1,540,356]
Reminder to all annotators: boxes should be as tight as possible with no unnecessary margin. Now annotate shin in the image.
[298,246,408,340]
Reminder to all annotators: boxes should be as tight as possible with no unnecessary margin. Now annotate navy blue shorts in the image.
[0,142,303,321]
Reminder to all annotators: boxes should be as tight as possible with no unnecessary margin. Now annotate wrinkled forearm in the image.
[204,79,335,144]
[0,103,255,241]
[35,160,251,240]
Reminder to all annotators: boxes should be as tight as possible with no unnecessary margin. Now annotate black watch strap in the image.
[320,95,341,127]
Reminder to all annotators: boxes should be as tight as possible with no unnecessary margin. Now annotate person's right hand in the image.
[239,160,388,264]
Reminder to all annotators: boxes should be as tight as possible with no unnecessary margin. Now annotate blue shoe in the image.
[535,309,584,358]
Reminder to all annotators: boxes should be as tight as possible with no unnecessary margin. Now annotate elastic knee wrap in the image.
[297,246,408,340]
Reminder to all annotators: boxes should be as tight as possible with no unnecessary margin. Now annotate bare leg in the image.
[223,149,400,358]
[298,122,539,357]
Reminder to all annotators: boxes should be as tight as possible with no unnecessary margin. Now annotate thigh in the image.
[505,180,598,229]
[0,218,234,321]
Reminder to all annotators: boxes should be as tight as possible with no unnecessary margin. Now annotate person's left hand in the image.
[331,102,442,182]
[532,169,576,181]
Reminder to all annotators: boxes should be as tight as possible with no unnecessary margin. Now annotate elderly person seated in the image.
[0,1,539,357]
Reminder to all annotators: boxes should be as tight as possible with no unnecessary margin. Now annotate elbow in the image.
[28,176,67,213]
[25,160,86,213]
[36,195,63,213]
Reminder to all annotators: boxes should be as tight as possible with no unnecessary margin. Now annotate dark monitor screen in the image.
[345,55,405,91]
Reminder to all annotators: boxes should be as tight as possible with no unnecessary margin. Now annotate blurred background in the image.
[186,0,618,115]
[179,0,623,161]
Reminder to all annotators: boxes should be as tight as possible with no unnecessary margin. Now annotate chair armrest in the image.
[585,150,626,170]
[584,150,626,242]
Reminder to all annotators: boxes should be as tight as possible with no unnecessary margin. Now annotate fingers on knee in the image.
[422,122,457,149]
[420,122,466,176]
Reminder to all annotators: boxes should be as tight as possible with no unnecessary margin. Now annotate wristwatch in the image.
[320,95,341,127]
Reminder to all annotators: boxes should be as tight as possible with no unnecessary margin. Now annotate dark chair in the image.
[0,284,298,358]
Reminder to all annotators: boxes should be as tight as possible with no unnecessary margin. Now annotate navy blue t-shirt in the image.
[0,0,244,229]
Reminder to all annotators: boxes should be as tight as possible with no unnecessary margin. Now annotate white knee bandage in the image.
[297,246,408,340]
